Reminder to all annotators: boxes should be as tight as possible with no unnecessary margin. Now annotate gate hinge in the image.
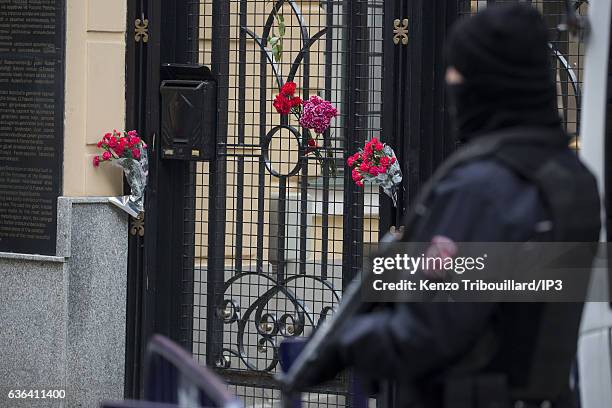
[135,18,149,43]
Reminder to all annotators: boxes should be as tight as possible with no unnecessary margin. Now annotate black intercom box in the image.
[160,64,217,160]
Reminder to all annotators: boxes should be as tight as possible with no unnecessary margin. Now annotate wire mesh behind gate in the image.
[185,0,383,405]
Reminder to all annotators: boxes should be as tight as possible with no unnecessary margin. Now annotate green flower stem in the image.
[309,146,337,178]
[267,2,285,62]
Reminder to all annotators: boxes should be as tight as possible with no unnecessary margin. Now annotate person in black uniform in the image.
[293,4,601,408]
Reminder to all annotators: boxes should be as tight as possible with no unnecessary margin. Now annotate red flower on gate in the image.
[272,81,338,176]
[347,137,402,206]
[273,82,302,115]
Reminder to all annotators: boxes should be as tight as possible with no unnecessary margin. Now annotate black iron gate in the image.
[169,0,462,404]
[123,0,457,404]
[128,0,460,403]
[125,0,588,405]
[186,0,385,404]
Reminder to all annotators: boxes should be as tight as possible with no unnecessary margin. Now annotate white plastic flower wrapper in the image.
[360,145,402,207]
[108,146,149,218]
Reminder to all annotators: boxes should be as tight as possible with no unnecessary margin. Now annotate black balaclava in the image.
[445,4,562,143]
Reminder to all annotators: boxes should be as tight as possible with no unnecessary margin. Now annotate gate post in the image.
[379,0,460,235]
[131,0,200,397]
[342,0,368,288]
[124,0,148,397]
[377,0,461,405]
[206,0,231,369]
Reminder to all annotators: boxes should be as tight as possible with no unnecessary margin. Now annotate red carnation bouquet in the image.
[273,81,338,176]
[93,130,148,218]
[347,137,403,206]
[93,130,145,165]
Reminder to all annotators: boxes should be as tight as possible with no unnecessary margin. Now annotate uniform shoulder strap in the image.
[401,127,569,241]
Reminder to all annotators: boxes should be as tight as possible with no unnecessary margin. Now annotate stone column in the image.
[0,198,128,407]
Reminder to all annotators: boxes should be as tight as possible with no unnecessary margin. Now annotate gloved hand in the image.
[294,307,393,389]
[293,323,349,389]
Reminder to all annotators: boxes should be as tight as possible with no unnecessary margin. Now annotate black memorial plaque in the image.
[0,0,65,255]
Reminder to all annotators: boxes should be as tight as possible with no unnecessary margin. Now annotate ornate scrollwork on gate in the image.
[549,42,582,136]
[393,18,409,45]
[135,18,149,43]
[130,214,145,236]
[214,273,340,372]
[261,124,303,178]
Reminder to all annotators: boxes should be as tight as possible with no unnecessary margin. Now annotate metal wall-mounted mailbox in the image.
[160,64,217,160]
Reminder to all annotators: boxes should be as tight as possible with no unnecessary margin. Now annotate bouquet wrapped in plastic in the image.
[347,138,403,207]
[93,130,148,218]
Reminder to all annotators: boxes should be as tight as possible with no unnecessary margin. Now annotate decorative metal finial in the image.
[135,18,149,43]
[129,214,145,236]
[393,18,409,45]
